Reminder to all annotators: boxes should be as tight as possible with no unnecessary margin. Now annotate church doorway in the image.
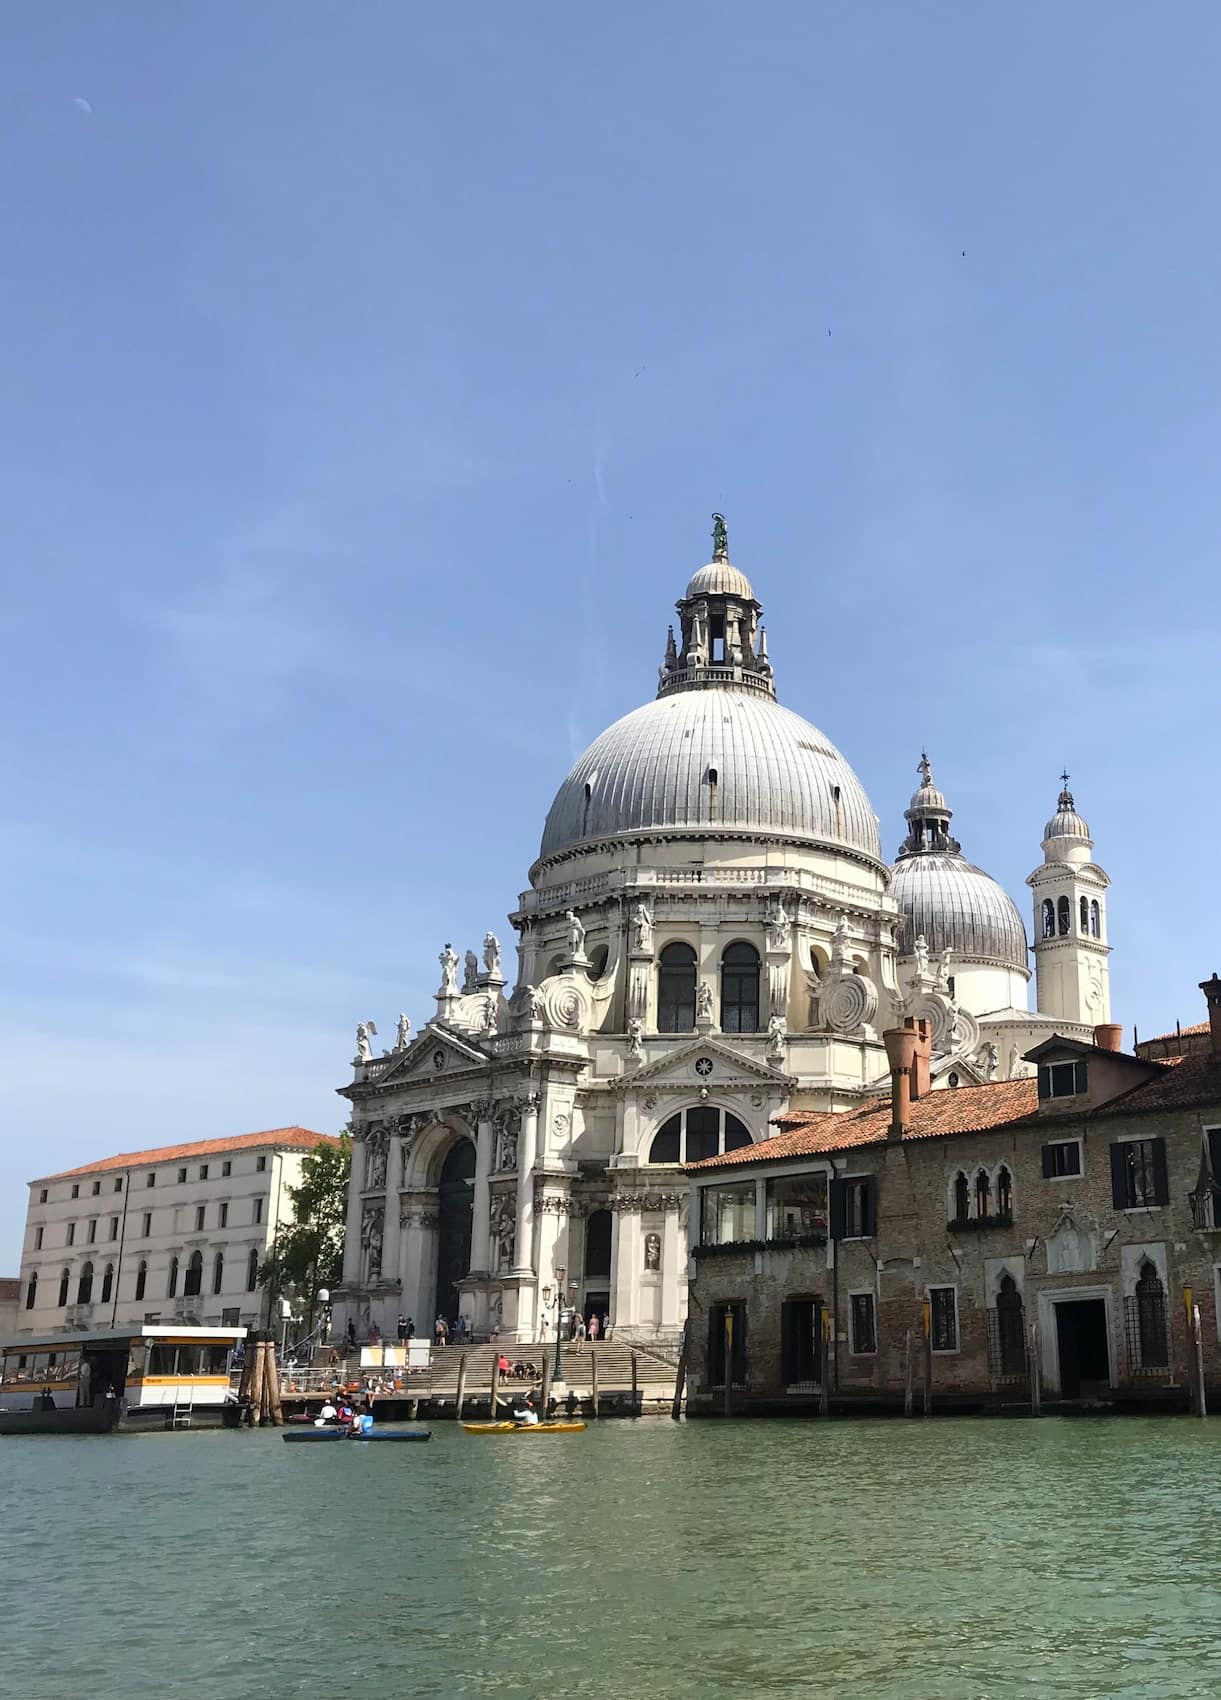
[435,1141,475,1324]
[1055,1299,1110,1398]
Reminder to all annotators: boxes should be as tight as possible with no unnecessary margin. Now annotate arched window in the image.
[246,1248,260,1292]
[953,1172,969,1223]
[584,1209,612,1278]
[720,943,760,1033]
[649,1107,752,1163]
[57,1268,70,1307]
[1041,899,1055,939]
[77,1261,94,1305]
[1057,896,1070,936]
[100,1263,114,1304]
[586,943,609,981]
[25,1271,36,1310]
[184,1250,204,1297]
[167,1255,179,1298]
[1090,900,1100,939]
[995,1272,1025,1377]
[135,1260,148,1302]
[996,1164,1013,1219]
[658,943,697,1033]
[974,1169,991,1220]
[1135,1260,1168,1368]
[212,1250,225,1295]
[1080,896,1090,933]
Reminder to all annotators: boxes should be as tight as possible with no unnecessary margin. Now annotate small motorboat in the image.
[283,1425,431,1443]
[461,1421,586,1435]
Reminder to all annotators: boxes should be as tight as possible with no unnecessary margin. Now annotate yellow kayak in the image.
[461,1420,586,1435]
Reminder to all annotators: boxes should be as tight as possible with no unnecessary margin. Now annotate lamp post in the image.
[551,1266,581,1384]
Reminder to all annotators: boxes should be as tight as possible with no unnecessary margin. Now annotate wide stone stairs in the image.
[425,1340,676,1396]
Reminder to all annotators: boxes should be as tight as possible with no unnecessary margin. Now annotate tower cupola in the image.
[657,515,775,701]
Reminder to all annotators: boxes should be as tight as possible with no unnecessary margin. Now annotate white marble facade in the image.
[334,521,1113,1345]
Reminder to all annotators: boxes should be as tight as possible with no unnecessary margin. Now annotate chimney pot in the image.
[1199,974,1221,1060]
[1093,1023,1123,1053]
[882,1026,919,1139]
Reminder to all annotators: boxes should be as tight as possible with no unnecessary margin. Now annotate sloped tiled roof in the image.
[1142,1020,1208,1045]
[37,1127,337,1184]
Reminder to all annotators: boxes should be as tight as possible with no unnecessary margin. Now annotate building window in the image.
[1041,898,1055,939]
[1090,900,1100,938]
[219,1201,229,1228]
[649,1106,753,1164]
[199,1164,209,1180]
[77,1261,94,1305]
[1111,1138,1168,1210]
[765,1174,828,1239]
[719,942,761,1034]
[1130,1260,1169,1369]
[71,1184,79,1199]
[167,1255,179,1298]
[114,1178,123,1193]
[830,1175,877,1239]
[39,1188,47,1204]
[996,1165,1013,1218]
[952,1171,969,1222]
[184,1250,203,1297]
[1042,1139,1082,1178]
[109,1217,118,1240]
[850,1291,877,1354]
[91,1181,101,1196]
[700,1181,757,1245]
[87,1219,97,1245]
[658,942,698,1033]
[195,1205,206,1232]
[135,1260,148,1301]
[25,1271,37,1310]
[66,1222,75,1247]
[1080,896,1090,933]
[1057,896,1070,936]
[212,1250,225,1295]
[974,1169,991,1219]
[222,1161,232,1177]
[929,1286,958,1352]
[101,1263,114,1304]
[253,1198,264,1226]
[34,1225,43,1251]
[1039,1060,1087,1100]
[256,1155,267,1173]
[993,1273,1026,1378]
[57,1268,70,1307]
[246,1248,260,1292]
[177,1168,187,1184]
[147,1172,156,1188]
[141,1212,152,1236]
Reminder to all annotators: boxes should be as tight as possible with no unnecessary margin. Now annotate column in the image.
[334,1132,368,1338]
[469,1113,494,1277]
[612,1207,640,1327]
[661,1205,683,1328]
[512,1095,539,1275]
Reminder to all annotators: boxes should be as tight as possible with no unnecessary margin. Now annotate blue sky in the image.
[3,4,1219,1261]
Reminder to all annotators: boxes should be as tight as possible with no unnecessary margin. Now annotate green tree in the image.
[259,1128,351,1330]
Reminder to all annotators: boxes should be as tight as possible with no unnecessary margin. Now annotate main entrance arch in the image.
[435,1140,475,1324]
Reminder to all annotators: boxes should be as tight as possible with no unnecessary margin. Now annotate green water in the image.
[6,1416,1221,1698]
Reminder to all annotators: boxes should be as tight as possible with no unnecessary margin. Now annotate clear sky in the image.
[3,4,1219,1263]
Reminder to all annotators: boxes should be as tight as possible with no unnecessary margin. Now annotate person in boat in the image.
[39,1386,56,1411]
[316,1400,339,1427]
[510,1394,540,1427]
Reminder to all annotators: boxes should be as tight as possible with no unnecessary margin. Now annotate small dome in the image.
[891,854,1030,974]
[1044,781,1091,844]
[910,779,947,813]
[684,559,757,601]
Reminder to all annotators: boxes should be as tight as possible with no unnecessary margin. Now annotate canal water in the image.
[6,1416,1221,1698]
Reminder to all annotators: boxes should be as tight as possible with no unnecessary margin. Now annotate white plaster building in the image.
[335,519,1112,1347]
[12,1127,334,1338]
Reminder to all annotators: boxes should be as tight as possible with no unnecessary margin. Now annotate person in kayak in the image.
[510,1394,540,1427]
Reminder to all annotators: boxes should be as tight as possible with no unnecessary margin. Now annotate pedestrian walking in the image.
[602,1312,611,1341]
[397,1313,409,1343]
[434,1314,448,1347]
[588,1313,600,1343]
[575,1315,587,1353]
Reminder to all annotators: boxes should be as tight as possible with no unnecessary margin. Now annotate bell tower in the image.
[1026,775,1111,1026]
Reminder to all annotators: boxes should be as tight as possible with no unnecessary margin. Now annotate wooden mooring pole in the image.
[591,1348,600,1418]
[818,1311,830,1419]
[1194,1305,1207,1419]
[903,1329,914,1418]
[921,1301,932,1418]
[455,1353,468,1421]
[723,1312,734,1420]
[489,1353,501,1421]
[1029,1322,1041,1417]
[670,1340,688,1422]
[266,1338,284,1427]
[630,1351,638,1416]
[540,1349,552,1418]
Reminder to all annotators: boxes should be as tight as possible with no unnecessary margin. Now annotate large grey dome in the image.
[890,853,1029,973]
[539,689,881,864]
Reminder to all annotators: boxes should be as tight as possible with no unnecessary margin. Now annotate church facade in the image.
[334,520,1113,1346]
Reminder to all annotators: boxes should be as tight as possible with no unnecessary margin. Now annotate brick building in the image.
[683,976,1221,1413]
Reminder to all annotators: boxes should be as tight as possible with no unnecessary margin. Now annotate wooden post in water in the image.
[723,1312,734,1420]
[903,1329,914,1418]
[455,1354,468,1421]
[1194,1304,1207,1419]
[248,1335,265,1426]
[591,1348,600,1418]
[260,1338,275,1426]
[670,1339,688,1422]
[630,1351,638,1416]
[267,1339,284,1427]
[540,1349,552,1419]
[490,1353,500,1421]
[921,1300,932,1418]
[1028,1321,1041,1416]
[237,1336,255,1423]
[818,1310,829,1419]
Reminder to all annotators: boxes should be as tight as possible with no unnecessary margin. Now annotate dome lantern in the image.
[1042,771,1093,849]
[658,515,775,701]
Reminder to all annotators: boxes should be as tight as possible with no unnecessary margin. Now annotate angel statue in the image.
[483,932,502,976]
[356,1021,377,1061]
[439,943,460,995]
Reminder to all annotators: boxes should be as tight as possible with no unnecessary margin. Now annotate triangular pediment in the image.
[618,1034,794,1093]
[372,1021,489,1088]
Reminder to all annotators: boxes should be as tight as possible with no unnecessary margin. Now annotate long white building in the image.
[12,1126,334,1336]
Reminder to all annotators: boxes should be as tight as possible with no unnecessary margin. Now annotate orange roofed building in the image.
[683,977,1221,1414]
[11,1127,337,1338]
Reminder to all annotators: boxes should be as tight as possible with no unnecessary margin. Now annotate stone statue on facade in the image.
[355,1021,376,1062]
[565,910,586,958]
[489,1195,516,1269]
[913,934,930,981]
[630,901,653,954]
[978,1040,999,1081]
[360,1207,383,1282]
[766,1013,787,1064]
[462,950,479,993]
[696,981,713,1023]
[831,915,850,974]
[805,965,823,1029]
[439,944,460,996]
[627,1016,646,1063]
[482,994,498,1034]
[394,1013,411,1052]
[483,932,502,977]
[935,946,954,993]
[712,512,728,560]
[495,1119,518,1173]
[1007,1042,1020,1079]
[765,898,791,952]
[644,1231,662,1272]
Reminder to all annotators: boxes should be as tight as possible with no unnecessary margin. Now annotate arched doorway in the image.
[435,1140,475,1325]
[583,1207,612,1326]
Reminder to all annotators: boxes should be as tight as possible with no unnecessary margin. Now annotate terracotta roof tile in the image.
[688,1078,1040,1169]
[1142,1020,1208,1044]
[37,1127,337,1184]
[1091,1051,1221,1116]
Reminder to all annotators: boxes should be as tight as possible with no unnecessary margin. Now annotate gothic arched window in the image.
[1057,896,1071,936]
[1080,896,1090,933]
[77,1261,94,1305]
[135,1260,148,1302]
[213,1250,225,1295]
[1090,900,1100,939]
[167,1255,179,1298]
[953,1172,969,1223]
[1135,1259,1168,1368]
[974,1169,991,1219]
[1041,899,1055,939]
[649,1107,753,1164]
[720,942,760,1033]
[57,1268,70,1307]
[996,1164,1013,1219]
[100,1263,114,1304]
[658,942,697,1033]
[996,1272,1025,1377]
[184,1250,204,1298]
[25,1271,36,1310]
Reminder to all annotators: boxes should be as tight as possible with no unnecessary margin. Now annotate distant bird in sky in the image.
[72,97,93,116]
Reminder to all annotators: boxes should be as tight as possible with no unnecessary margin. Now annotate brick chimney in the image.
[1094,1023,1123,1053]
[912,1017,932,1100]
[1199,974,1221,1060]
[882,1020,919,1140]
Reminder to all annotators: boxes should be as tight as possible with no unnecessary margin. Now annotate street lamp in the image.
[552,1266,581,1385]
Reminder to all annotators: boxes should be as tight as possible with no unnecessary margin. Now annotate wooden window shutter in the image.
[1109,1142,1128,1210]
[1151,1138,1169,1206]
[1074,1059,1089,1095]
[1038,1067,1050,1100]
[1041,1143,1056,1179]
[864,1178,878,1237]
